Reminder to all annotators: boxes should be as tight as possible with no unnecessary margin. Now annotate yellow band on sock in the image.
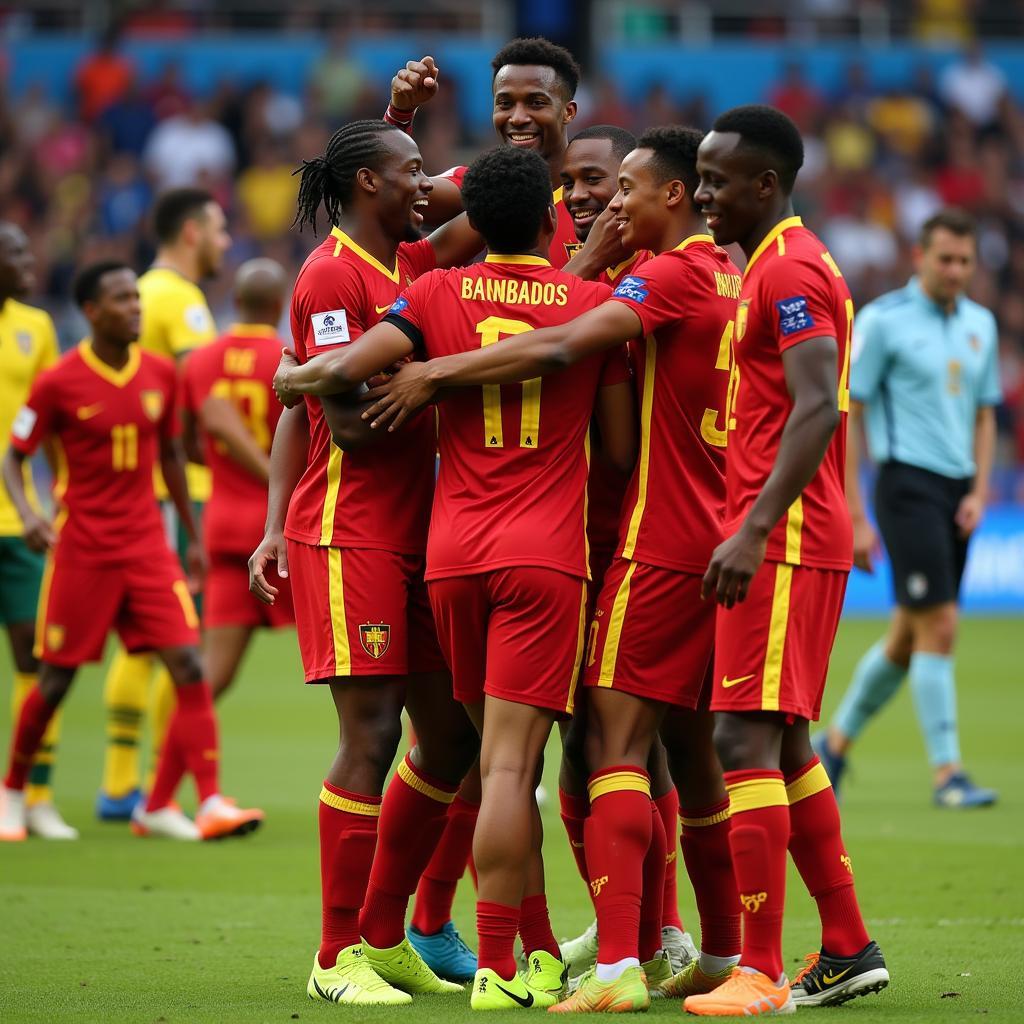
[680,805,731,828]
[588,770,651,803]
[786,762,832,805]
[726,776,788,816]
[397,758,457,805]
[319,786,381,817]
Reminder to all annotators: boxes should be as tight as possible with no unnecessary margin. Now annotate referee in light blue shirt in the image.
[814,209,1001,808]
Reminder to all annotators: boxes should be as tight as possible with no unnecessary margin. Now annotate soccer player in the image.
[0,222,76,840]
[273,145,635,1012]
[356,128,744,1013]
[181,258,294,699]
[0,261,261,843]
[97,187,229,820]
[684,105,889,1014]
[248,120,481,1006]
[816,210,1000,809]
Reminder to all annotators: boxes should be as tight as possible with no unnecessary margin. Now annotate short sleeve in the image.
[759,257,839,353]
[607,252,684,336]
[599,343,631,387]
[160,290,216,357]
[437,165,467,189]
[37,314,60,371]
[849,303,889,404]
[978,313,1002,407]
[381,272,438,356]
[291,258,369,363]
[10,368,57,455]
[399,238,438,281]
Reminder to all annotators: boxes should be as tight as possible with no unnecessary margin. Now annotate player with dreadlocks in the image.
[248,119,481,1006]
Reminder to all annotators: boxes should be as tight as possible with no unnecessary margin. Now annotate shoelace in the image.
[793,953,820,985]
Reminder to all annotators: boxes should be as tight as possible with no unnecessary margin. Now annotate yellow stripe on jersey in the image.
[743,216,803,279]
[330,226,400,282]
[761,563,793,712]
[171,580,200,629]
[588,769,651,802]
[726,776,788,815]
[79,341,140,388]
[621,335,657,559]
[598,561,637,687]
[397,758,457,805]
[564,581,589,715]
[786,761,832,805]
[680,805,731,828]
[483,253,551,267]
[32,555,56,661]
[319,786,380,817]
[327,547,351,676]
[319,444,343,545]
[785,496,804,564]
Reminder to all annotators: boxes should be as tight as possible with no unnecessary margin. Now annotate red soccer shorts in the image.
[34,548,199,667]
[427,567,589,716]
[711,560,848,721]
[204,552,295,630]
[287,540,445,683]
[583,557,714,708]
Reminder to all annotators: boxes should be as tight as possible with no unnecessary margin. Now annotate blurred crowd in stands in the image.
[3,30,1024,482]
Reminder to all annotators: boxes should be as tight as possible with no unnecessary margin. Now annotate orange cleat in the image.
[683,966,794,1016]
[195,795,264,840]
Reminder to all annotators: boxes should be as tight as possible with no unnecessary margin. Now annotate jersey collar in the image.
[79,340,140,387]
[330,226,400,283]
[907,275,962,317]
[743,215,803,278]
[551,186,564,204]
[483,254,551,267]
[229,322,279,337]
[674,233,716,252]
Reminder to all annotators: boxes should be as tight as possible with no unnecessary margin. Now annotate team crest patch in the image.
[776,295,814,336]
[141,390,164,421]
[612,276,649,304]
[359,623,391,659]
[46,625,64,652]
[736,299,750,340]
[968,333,981,352]
[15,330,32,354]
[564,241,583,260]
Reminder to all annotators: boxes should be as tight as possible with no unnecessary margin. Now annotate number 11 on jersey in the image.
[475,316,541,449]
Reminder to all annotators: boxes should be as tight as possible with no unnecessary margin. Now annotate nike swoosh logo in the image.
[823,967,854,985]
[374,303,393,315]
[496,983,534,1008]
[77,403,103,420]
[721,673,755,689]
[313,978,349,1002]
[571,841,585,848]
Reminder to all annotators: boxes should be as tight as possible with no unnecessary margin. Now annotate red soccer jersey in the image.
[387,254,630,580]
[182,324,285,558]
[608,236,740,573]
[10,342,177,566]
[284,227,438,553]
[729,216,854,570]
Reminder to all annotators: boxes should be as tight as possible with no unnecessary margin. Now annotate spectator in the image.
[235,142,299,241]
[768,61,824,132]
[939,43,1007,129]
[143,100,236,191]
[74,30,135,121]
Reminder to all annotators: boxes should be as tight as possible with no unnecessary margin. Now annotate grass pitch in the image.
[2,617,1022,1022]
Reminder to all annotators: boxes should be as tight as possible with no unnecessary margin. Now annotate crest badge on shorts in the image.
[46,625,64,652]
[736,299,750,341]
[141,390,164,421]
[359,623,391,659]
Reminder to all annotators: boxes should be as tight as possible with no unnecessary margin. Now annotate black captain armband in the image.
[383,312,424,355]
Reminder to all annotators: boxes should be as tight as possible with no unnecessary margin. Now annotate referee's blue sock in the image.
[832,639,905,740]
[909,652,961,766]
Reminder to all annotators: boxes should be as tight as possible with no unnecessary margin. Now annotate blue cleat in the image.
[811,732,847,797]
[96,787,144,821]
[934,772,997,809]
[407,921,477,982]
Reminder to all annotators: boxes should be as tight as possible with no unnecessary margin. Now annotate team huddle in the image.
[2,36,892,1019]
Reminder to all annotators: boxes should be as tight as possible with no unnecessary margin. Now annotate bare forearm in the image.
[972,407,996,501]
[160,448,198,543]
[281,351,364,397]
[2,449,34,523]
[201,398,270,483]
[266,405,308,534]
[845,404,868,521]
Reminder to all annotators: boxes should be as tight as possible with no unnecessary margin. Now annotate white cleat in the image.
[561,918,599,990]
[0,786,27,841]
[26,801,79,840]
[131,802,200,840]
[661,925,699,974]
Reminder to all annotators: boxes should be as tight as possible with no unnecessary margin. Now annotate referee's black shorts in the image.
[874,461,972,609]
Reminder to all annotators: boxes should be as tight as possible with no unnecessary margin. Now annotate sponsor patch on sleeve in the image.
[310,309,351,346]
[185,304,213,333]
[388,297,409,315]
[613,276,649,304]
[11,406,37,441]
[776,295,814,336]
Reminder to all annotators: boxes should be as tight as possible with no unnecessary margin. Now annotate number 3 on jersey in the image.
[476,316,541,449]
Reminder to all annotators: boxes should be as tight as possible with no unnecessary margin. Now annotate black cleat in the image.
[791,940,889,1007]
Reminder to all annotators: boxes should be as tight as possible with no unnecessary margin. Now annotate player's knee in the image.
[560,717,588,782]
[350,712,405,777]
[37,667,72,706]
[922,605,957,653]
[164,647,204,685]
[712,715,769,772]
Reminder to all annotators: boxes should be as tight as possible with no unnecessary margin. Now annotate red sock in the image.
[585,766,652,965]
[4,686,55,790]
[360,754,458,949]
[724,770,789,981]
[411,794,480,934]
[148,682,219,810]
[478,900,520,978]
[318,782,380,967]
[558,788,590,882]
[680,799,741,957]
[639,800,666,962]
[518,893,559,958]
[653,788,683,931]
[786,758,870,957]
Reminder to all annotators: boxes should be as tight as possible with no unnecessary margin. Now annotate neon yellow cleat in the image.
[524,950,569,1007]
[306,944,412,1005]
[548,966,651,1013]
[654,959,736,999]
[471,968,538,1010]
[364,937,464,994]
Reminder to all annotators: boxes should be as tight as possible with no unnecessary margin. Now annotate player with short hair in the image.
[181,258,294,699]
[816,209,1000,809]
[249,119,481,1006]
[0,222,75,840]
[357,127,744,1013]
[97,186,230,821]
[273,144,635,1012]
[0,261,261,844]
[683,105,889,1015]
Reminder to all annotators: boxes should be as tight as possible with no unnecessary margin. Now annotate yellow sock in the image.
[13,672,61,806]
[101,649,152,798]
[145,668,177,793]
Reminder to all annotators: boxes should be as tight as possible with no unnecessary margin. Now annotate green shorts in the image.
[0,535,45,625]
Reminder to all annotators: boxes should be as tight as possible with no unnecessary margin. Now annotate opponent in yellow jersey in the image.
[0,222,76,839]
[98,188,231,820]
